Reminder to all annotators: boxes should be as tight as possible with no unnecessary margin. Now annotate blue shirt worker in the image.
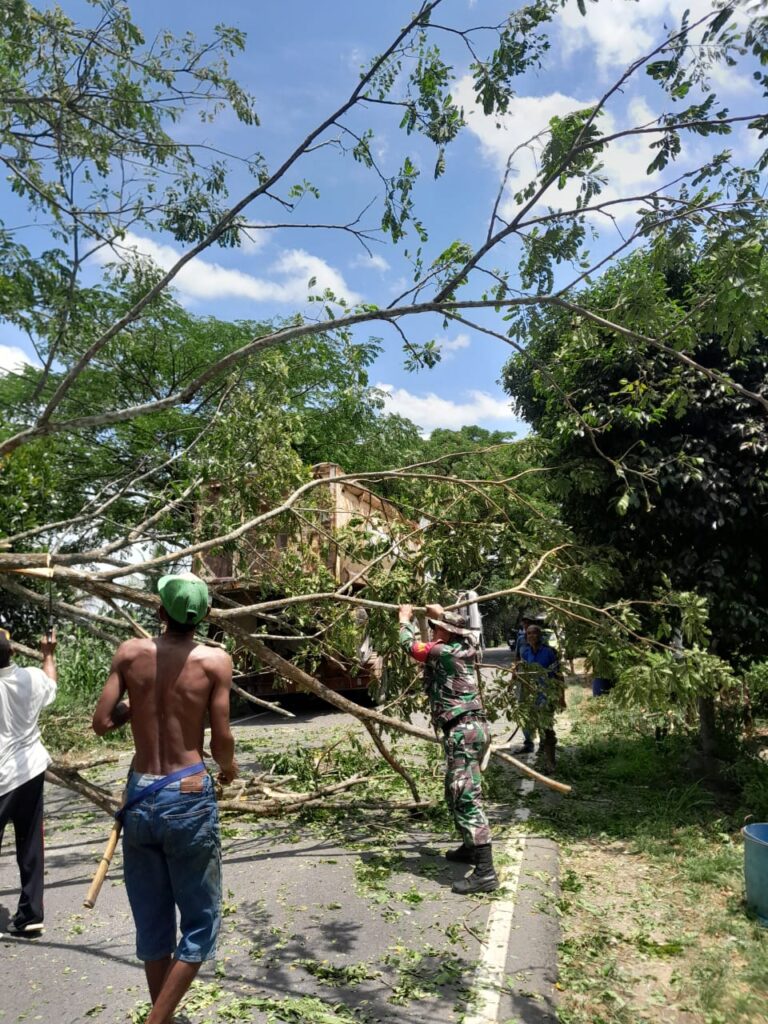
[519,624,565,771]
[399,602,499,895]
[509,616,535,752]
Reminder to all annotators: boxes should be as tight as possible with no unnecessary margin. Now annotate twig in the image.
[363,720,422,803]
[46,767,121,816]
[105,598,151,638]
[231,680,295,718]
[491,750,571,795]
[53,754,120,771]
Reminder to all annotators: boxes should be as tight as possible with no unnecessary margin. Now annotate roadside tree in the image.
[3,1,768,782]
[502,238,768,748]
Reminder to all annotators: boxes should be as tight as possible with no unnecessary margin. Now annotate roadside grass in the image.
[38,629,133,755]
[531,683,768,1024]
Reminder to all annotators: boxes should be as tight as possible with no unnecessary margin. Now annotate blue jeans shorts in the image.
[122,770,221,963]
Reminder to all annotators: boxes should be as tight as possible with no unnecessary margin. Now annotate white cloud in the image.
[271,248,363,302]
[345,46,366,72]
[0,344,34,374]
[561,0,729,72]
[239,227,271,254]
[559,0,663,70]
[454,76,660,222]
[374,134,390,163]
[95,232,361,306]
[376,382,520,434]
[389,275,411,297]
[455,78,588,200]
[558,0,731,72]
[436,332,471,361]
[743,118,767,159]
[455,78,585,171]
[352,252,391,273]
[457,3,755,226]
[706,57,757,97]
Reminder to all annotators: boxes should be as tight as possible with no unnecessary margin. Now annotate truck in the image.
[198,462,412,699]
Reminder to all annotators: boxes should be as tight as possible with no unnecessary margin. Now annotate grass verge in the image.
[530,682,768,1024]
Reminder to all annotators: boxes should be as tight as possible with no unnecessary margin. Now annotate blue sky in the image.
[1,0,762,434]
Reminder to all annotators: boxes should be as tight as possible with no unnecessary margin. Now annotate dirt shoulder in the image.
[533,680,768,1024]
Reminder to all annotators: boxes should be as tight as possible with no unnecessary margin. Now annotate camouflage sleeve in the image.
[437,645,459,674]
[399,623,440,664]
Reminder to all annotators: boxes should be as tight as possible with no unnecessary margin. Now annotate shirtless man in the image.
[92,573,236,1024]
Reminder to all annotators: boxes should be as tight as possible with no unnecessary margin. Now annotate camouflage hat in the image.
[157,572,210,626]
[427,610,475,638]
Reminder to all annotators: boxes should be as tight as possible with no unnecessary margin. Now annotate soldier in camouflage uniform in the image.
[398,602,499,894]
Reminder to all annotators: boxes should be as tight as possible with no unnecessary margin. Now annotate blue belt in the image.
[115,762,206,822]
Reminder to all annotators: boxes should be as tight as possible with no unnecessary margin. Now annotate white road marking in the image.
[463,778,534,1024]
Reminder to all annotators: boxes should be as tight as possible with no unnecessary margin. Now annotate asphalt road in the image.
[0,648,560,1024]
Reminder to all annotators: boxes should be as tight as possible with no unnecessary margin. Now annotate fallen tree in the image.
[4,542,578,794]
[46,736,565,827]
[2,1,764,790]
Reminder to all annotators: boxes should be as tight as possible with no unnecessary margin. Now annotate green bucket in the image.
[742,823,768,925]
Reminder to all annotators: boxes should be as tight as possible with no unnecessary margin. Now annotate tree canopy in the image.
[2,0,768,456]
[2,1,768,750]
[502,240,768,665]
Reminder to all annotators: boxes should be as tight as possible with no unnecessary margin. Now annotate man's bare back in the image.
[92,573,236,1024]
[93,632,236,779]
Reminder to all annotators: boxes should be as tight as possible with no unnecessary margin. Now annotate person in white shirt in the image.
[0,627,57,937]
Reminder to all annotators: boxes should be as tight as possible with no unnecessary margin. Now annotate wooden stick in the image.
[83,820,122,909]
[105,598,151,638]
[54,754,120,771]
[230,680,295,718]
[46,768,119,816]
[491,750,572,794]
[10,639,43,661]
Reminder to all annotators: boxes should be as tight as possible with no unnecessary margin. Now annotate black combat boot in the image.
[451,844,500,894]
[444,844,477,864]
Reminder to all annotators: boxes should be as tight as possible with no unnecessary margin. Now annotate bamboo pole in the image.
[83,821,122,909]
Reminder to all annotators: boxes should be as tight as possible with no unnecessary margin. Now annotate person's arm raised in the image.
[40,630,58,684]
[209,650,238,784]
[92,643,132,735]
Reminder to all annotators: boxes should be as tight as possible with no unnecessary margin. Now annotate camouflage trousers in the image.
[443,714,491,848]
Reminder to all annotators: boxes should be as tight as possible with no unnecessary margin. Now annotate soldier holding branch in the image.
[398,602,499,894]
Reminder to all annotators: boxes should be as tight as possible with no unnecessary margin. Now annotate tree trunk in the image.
[697,695,718,758]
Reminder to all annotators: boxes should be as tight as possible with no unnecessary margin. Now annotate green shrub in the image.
[745,661,768,718]
[54,630,113,709]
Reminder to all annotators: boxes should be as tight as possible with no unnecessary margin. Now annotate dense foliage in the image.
[3,2,768,756]
[502,242,768,665]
